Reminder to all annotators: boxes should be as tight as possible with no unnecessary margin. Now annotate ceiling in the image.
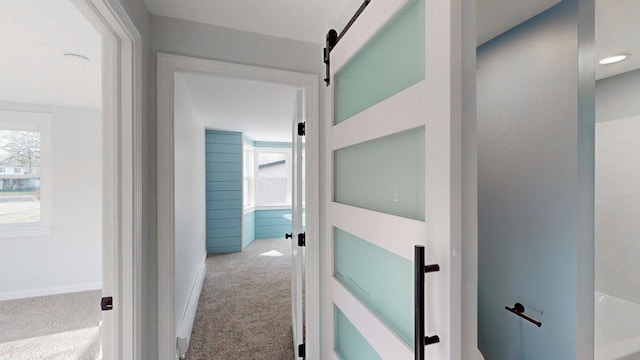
[145,0,365,45]
[2,0,637,123]
[176,72,298,143]
[595,0,640,79]
[477,0,561,45]
[0,0,102,109]
[170,0,640,142]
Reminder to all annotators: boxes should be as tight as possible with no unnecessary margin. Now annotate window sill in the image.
[255,204,292,211]
[243,206,255,215]
[0,224,53,239]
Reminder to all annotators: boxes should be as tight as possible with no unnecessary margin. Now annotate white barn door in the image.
[326,0,463,359]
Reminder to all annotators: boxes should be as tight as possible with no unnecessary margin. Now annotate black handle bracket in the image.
[415,245,440,360]
[505,303,542,327]
[324,0,372,86]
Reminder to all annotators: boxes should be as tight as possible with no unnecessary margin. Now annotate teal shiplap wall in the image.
[255,209,291,239]
[206,130,243,254]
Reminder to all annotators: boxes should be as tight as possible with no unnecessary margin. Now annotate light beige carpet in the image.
[0,327,101,360]
[186,238,296,360]
[0,290,101,360]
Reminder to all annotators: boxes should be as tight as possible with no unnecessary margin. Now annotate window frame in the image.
[243,142,255,212]
[253,146,292,210]
[0,110,53,237]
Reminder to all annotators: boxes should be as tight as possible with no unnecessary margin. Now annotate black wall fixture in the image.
[323,0,371,86]
[505,303,542,327]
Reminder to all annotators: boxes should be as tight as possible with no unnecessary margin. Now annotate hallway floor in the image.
[186,238,295,359]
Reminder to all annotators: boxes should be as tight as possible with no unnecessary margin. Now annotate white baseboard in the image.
[176,254,206,359]
[0,282,102,301]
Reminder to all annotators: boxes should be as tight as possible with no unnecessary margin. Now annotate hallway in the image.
[186,238,295,359]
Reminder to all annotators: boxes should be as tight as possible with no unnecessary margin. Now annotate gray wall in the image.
[477,0,594,358]
[596,70,640,123]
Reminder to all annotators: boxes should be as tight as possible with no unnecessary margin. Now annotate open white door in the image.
[326,0,462,359]
[291,89,305,357]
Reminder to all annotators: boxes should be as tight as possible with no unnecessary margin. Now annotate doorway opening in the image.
[594,1,640,358]
[157,53,319,360]
[0,1,103,358]
[0,0,142,359]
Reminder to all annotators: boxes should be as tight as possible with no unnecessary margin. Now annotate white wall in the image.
[0,102,102,299]
[595,117,640,304]
[595,67,640,306]
[173,75,206,331]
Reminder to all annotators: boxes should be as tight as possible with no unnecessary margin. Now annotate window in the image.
[243,143,254,208]
[254,148,292,207]
[0,110,52,236]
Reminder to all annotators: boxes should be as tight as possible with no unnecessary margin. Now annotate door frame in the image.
[157,53,321,360]
[71,0,143,359]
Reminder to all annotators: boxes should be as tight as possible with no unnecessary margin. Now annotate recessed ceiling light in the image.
[599,54,628,65]
[63,53,91,63]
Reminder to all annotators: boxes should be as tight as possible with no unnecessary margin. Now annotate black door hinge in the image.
[297,122,306,136]
[101,296,113,311]
[297,233,306,247]
[298,343,305,358]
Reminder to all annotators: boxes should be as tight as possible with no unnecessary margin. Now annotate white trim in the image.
[157,53,321,360]
[0,225,52,238]
[70,1,143,359]
[176,255,206,359]
[243,206,256,215]
[0,109,53,237]
[254,146,293,207]
[333,279,413,359]
[0,282,102,301]
[323,60,336,359]
[242,142,254,209]
[423,0,463,358]
[291,89,304,351]
[331,81,428,151]
[330,202,425,261]
[254,205,291,211]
